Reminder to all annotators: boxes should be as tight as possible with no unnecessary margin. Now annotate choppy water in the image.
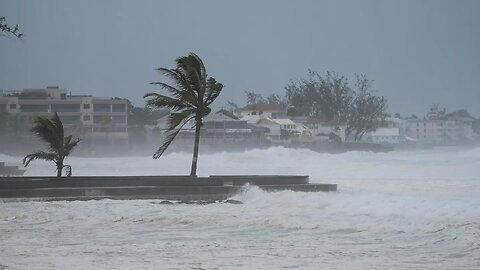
[1,147,480,269]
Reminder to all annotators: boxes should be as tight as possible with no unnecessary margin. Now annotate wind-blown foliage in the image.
[285,70,352,122]
[244,91,286,106]
[345,75,388,141]
[0,17,23,39]
[23,113,81,177]
[144,53,223,176]
[285,70,387,141]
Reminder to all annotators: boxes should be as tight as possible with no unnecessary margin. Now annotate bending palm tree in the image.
[144,53,223,177]
[23,112,81,177]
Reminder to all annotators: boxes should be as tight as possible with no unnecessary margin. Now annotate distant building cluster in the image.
[1,86,478,155]
[382,106,477,145]
[150,102,477,149]
[0,86,128,152]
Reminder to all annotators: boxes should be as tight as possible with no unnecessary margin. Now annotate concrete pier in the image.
[0,175,337,201]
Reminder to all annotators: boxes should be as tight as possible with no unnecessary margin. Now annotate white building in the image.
[405,119,474,144]
[290,117,346,142]
[364,127,401,144]
[272,118,297,132]
[235,103,286,119]
[0,86,128,140]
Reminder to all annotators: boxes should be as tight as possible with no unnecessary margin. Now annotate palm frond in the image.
[153,116,195,159]
[155,67,193,93]
[144,93,191,111]
[150,81,198,107]
[176,53,207,98]
[155,67,200,103]
[205,77,224,106]
[31,113,64,153]
[167,110,194,130]
[23,151,57,167]
[63,135,81,155]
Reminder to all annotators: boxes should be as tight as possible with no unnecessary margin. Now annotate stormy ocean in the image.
[1,147,479,269]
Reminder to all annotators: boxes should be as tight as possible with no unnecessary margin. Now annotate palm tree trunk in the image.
[190,122,201,177]
[56,161,63,177]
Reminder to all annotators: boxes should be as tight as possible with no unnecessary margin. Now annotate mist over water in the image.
[1,147,480,269]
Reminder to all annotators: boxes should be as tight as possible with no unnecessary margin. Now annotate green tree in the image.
[0,16,23,39]
[345,75,388,141]
[285,71,387,141]
[266,94,286,106]
[244,91,286,106]
[144,53,223,177]
[23,113,81,177]
[285,70,352,122]
[245,91,265,105]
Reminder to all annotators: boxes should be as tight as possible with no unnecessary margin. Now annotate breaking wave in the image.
[1,146,480,269]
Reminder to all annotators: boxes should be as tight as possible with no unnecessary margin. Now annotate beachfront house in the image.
[235,103,286,119]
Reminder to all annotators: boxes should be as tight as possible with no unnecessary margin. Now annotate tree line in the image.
[233,70,388,141]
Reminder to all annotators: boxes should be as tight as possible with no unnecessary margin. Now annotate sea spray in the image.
[0,147,479,269]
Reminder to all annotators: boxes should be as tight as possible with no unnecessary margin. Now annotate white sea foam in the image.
[1,147,480,269]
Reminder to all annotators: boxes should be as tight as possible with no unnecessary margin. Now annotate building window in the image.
[83,115,91,121]
[9,104,16,109]
[112,115,126,124]
[83,104,91,109]
[93,104,111,112]
[51,104,80,112]
[20,104,49,112]
[112,104,126,112]
[115,127,127,132]
[60,93,67,100]
[59,115,80,125]
[94,115,110,124]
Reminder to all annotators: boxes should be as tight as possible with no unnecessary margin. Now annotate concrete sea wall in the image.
[0,175,337,201]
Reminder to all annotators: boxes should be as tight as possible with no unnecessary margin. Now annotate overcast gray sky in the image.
[1,0,479,116]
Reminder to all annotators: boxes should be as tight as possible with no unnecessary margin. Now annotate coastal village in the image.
[1,86,479,156]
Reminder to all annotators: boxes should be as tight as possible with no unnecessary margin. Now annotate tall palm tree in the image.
[144,53,223,177]
[23,113,81,177]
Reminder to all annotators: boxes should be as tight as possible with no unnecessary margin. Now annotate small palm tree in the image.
[144,53,223,177]
[23,113,81,177]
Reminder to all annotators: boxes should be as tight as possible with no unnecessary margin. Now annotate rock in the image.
[225,199,243,204]
[158,200,174,205]
[176,200,219,205]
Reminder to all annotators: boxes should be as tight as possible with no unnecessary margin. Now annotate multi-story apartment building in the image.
[0,86,128,140]
[405,119,474,143]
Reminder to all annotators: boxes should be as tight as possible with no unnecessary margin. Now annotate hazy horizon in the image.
[1,0,479,117]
